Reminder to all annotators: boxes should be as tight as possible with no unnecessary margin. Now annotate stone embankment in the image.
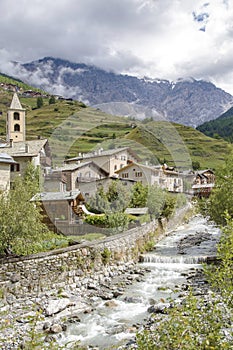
[0,204,192,349]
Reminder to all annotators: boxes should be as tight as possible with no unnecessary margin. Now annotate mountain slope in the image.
[0,86,230,170]
[6,57,233,128]
[197,106,233,142]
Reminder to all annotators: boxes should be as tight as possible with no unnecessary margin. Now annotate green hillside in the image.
[197,106,233,142]
[0,77,231,170]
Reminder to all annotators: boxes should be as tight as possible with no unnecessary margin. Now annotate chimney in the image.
[38,135,41,139]
[25,143,29,153]
[9,139,13,148]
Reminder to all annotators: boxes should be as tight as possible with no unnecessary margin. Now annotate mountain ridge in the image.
[4,56,232,127]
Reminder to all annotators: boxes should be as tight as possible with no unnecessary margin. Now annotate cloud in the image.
[0,0,232,93]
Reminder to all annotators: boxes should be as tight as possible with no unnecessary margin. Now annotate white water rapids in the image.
[63,215,220,349]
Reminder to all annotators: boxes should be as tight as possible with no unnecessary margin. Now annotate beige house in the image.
[115,162,163,186]
[116,162,183,193]
[0,138,51,180]
[65,147,140,176]
[0,153,17,192]
[162,166,183,193]
[44,161,109,192]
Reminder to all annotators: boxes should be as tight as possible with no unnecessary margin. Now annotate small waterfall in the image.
[141,254,209,264]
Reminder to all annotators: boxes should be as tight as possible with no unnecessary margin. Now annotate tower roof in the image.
[9,93,24,110]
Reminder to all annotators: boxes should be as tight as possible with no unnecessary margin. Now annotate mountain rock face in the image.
[12,57,233,127]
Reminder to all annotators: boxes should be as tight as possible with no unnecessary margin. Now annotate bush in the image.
[84,214,106,227]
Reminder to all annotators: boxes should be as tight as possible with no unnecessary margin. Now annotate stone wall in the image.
[0,204,192,298]
[0,220,161,298]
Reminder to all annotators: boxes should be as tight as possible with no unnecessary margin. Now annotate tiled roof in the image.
[31,190,82,202]
[0,153,17,164]
[66,147,140,162]
[54,161,108,175]
[0,139,48,157]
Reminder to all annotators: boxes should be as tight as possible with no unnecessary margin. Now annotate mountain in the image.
[197,106,233,142]
[7,57,233,128]
[0,84,231,170]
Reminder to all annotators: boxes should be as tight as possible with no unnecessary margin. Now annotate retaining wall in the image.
[0,204,191,298]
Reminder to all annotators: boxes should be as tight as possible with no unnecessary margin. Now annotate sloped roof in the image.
[0,153,17,164]
[9,93,25,110]
[54,161,109,175]
[0,139,48,157]
[31,190,83,202]
[125,207,148,215]
[115,161,161,174]
[66,147,140,163]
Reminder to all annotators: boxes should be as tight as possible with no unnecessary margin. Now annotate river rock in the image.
[50,323,63,333]
[147,302,170,314]
[104,300,118,307]
[44,298,75,316]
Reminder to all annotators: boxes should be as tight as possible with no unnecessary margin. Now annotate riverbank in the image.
[0,205,198,349]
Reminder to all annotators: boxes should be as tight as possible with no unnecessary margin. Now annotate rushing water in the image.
[64,215,220,349]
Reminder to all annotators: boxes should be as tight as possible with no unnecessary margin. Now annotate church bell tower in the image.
[6,93,26,143]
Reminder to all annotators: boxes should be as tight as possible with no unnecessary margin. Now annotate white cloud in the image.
[0,0,232,93]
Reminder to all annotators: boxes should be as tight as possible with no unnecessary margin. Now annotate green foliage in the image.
[175,193,187,208]
[147,185,165,218]
[130,182,148,208]
[84,214,106,226]
[197,106,233,143]
[49,95,56,104]
[192,160,201,170]
[106,180,130,212]
[199,152,233,225]
[136,291,232,350]
[205,213,233,307]
[105,212,129,233]
[161,192,176,219]
[36,96,43,108]
[101,247,111,265]
[0,163,51,255]
[87,181,130,214]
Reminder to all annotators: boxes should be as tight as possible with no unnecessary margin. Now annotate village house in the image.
[115,162,183,193]
[44,161,109,193]
[65,147,140,176]
[31,190,85,232]
[0,153,17,192]
[192,169,215,198]
[162,164,183,193]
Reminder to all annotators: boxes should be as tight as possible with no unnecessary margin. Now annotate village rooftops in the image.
[65,147,141,163]
[0,153,17,164]
[31,190,83,202]
[0,139,48,157]
[53,161,109,176]
[115,161,162,174]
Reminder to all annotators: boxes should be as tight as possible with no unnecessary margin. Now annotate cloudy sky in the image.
[0,0,233,93]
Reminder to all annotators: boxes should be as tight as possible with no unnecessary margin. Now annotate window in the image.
[121,155,126,161]
[114,165,117,171]
[14,112,20,120]
[122,173,129,178]
[14,124,20,132]
[135,172,142,177]
[10,164,20,172]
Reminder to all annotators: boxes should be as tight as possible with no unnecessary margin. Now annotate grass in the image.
[0,83,232,170]
[68,233,106,241]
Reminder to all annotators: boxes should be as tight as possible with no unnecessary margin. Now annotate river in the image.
[63,215,220,349]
